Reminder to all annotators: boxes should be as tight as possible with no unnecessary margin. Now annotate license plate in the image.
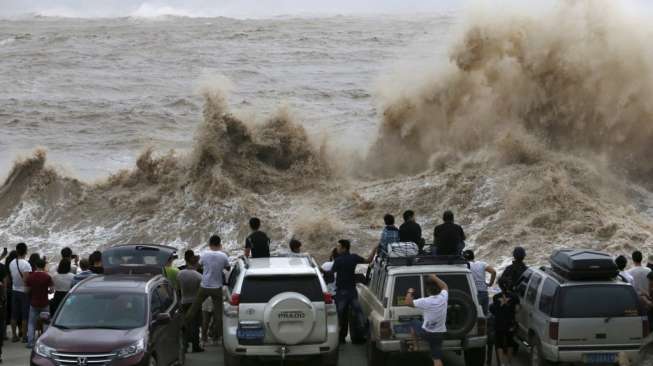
[237,327,265,345]
[583,353,618,364]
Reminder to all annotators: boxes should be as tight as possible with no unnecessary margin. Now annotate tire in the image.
[464,347,486,366]
[224,350,242,366]
[366,339,386,366]
[320,348,339,366]
[446,289,478,339]
[530,336,554,366]
[177,334,186,365]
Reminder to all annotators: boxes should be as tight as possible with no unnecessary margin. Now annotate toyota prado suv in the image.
[359,247,487,366]
[222,255,339,366]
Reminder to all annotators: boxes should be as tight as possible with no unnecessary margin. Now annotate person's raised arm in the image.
[430,274,448,292]
[486,265,497,287]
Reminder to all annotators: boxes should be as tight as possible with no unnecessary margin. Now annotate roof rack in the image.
[376,244,469,268]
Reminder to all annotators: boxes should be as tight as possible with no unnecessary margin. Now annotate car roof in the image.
[74,274,158,293]
[243,256,317,276]
[387,264,471,276]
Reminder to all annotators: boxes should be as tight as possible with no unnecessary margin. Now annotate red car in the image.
[31,245,185,366]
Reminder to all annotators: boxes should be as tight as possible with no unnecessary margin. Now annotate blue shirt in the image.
[379,225,400,253]
[332,253,366,292]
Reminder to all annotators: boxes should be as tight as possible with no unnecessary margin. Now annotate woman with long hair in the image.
[50,259,74,315]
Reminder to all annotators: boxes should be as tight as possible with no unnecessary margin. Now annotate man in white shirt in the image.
[406,274,449,366]
[185,235,230,342]
[628,251,651,295]
[9,242,32,343]
[463,250,496,315]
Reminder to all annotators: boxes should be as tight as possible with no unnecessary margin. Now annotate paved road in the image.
[3,341,529,366]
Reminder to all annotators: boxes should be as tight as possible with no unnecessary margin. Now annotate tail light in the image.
[476,318,486,336]
[549,321,559,341]
[230,293,241,306]
[644,318,650,338]
[380,320,392,340]
[323,292,333,305]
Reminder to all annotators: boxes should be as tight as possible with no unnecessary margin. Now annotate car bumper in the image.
[541,343,640,363]
[376,336,487,353]
[31,352,149,366]
[223,324,339,358]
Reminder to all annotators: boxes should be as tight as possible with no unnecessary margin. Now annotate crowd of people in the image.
[3,211,652,366]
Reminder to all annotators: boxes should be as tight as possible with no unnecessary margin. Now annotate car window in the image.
[370,266,380,297]
[155,284,173,311]
[538,278,558,315]
[429,274,472,295]
[228,265,240,291]
[554,285,641,318]
[55,293,146,329]
[526,274,542,305]
[240,275,323,303]
[393,276,422,306]
[150,289,163,316]
[379,271,388,304]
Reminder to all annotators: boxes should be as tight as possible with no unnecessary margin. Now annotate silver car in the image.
[514,267,645,365]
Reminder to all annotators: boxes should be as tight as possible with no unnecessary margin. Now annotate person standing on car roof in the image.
[499,246,528,293]
[378,214,400,254]
[25,258,52,349]
[244,217,271,258]
[186,235,230,342]
[489,278,520,366]
[405,274,449,366]
[615,255,634,285]
[331,239,375,344]
[463,249,496,315]
[433,211,466,256]
[177,253,204,353]
[629,251,651,296]
[399,210,425,253]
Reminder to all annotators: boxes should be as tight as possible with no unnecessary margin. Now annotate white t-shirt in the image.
[470,261,488,292]
[413,290,449,333]
[628,266,651,295]
[619,271,635,286]
[52,272,75,292]
[10,259,32,292]
[199,250,230,289]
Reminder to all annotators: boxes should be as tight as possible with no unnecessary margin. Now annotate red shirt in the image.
[25,271,53,308]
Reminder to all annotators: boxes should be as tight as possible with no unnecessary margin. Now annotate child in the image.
[490,279,520,366]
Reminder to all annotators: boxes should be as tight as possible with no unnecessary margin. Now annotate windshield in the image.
[240,275,323,303]
[103,247,170,267]
[54,293,147,329]
[554,285,641,318]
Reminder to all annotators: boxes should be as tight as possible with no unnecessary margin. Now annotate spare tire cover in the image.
[264,292,316,345]
[446,289,478,339]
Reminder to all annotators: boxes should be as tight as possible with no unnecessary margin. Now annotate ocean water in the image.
[2,1,653,267]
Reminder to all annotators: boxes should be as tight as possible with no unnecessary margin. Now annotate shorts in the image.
[11,291,29,322]
[494,329,516,349]
[423,332,444,360]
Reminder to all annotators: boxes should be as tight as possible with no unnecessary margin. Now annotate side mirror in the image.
[40,312,51,325]
[155,313,171,325]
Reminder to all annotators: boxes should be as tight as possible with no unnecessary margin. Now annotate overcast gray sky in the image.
[0,0,465,17]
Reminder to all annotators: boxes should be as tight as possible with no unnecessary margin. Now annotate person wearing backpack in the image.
[490,279,520,366]
[499,247,528,293]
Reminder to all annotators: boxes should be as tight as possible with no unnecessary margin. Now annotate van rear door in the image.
[554,284,643,350]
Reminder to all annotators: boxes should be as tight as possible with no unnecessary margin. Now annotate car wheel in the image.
[463,347,486,366]
[366,338,386,366]
[530,337,554,366]
[224,350,242,366]
[177,335,186,365]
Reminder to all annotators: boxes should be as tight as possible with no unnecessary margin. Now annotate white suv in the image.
[222,255,339,366]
